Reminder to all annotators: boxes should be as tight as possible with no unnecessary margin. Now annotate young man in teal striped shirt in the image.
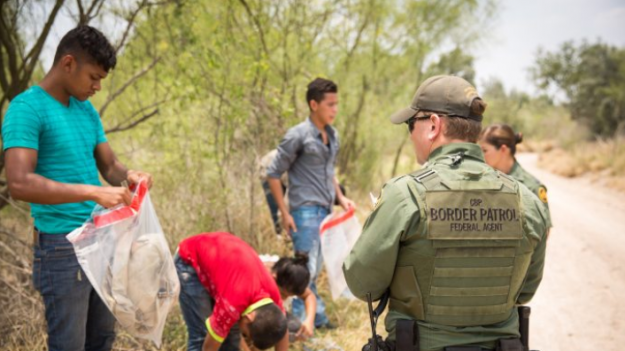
[2,25,152,351]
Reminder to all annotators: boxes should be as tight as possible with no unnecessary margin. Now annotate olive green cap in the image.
[389,75,484,124]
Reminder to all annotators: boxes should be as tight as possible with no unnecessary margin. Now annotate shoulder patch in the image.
[537,186,548,203]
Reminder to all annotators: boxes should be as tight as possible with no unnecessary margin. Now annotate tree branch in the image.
[0,8,20,86]
[0,48,8,92]
[104,98,167,134]
[237,0,269,57]
[99,56,161,117]
[77,0,105,24]
[344,2,373,71]
[114,0,148,53]
[0,188,10,211]
[23,0,65,65]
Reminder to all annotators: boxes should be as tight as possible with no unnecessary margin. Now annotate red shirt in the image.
[178,232,284,342]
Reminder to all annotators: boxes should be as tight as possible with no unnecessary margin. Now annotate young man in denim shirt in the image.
[266,77,355,330]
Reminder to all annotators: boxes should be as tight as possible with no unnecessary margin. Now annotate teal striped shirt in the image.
[2,86,107,234]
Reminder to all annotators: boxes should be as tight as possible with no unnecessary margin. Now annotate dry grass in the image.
[538,138,625,192]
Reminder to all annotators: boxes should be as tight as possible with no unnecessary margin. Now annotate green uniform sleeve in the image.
[517,187,548,304]
[517,234,546,304]
[343,179,419,301]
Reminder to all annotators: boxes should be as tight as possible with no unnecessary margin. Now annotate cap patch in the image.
[464,86,478,100]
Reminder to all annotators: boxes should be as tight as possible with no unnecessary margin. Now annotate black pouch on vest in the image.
[444,347,484,351]
[396,319,419,351]
[496,338,524,351]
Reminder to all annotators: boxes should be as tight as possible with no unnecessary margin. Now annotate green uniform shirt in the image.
[509,160,552,228]
[343,143,548,351]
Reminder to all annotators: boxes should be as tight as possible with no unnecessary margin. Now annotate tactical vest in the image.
[388,162,536,327]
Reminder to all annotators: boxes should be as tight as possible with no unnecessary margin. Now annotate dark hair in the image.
[272,253,310,296]
[423,99,487,142]
[480,123,523,156]
[306,78,338,110]
[53,25,117,72]
[249,303,287,349]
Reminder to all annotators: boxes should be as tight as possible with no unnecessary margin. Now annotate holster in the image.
[394,319,419,351]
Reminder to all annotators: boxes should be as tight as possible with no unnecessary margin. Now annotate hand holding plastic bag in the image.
[66,181,179,347]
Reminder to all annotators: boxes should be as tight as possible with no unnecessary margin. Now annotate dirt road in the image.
[516,153,625,351]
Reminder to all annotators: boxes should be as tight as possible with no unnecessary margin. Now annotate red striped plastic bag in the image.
[320,207,361,300]
[66,181,179,348]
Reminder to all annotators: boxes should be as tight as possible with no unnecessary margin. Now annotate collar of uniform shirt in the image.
[427,143,485,164]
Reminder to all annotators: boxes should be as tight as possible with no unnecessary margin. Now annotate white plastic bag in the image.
[66,181,179,347]
[320,208,361,300]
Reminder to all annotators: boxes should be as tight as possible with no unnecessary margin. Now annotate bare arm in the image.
[334,176,355,210]
[5,147,131,207]
[201,333,222,351]
[94,142,153,188]
[296,287,317,339]
[268,177,297,234]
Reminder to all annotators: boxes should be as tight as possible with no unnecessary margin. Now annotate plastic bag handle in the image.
[93,180,149,228]
[320,207,355,235]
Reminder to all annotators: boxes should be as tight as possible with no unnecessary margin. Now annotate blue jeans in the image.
[290,205,330,327]
[175,253,241,351]
[33,231,116,351]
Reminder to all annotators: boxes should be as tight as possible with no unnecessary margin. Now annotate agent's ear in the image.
[427,114,443,141]
[500,144,510,155]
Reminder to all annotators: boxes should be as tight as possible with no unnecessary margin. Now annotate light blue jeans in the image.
[290,205,330,327]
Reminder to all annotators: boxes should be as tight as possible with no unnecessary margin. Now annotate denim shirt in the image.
[267,118,339,210]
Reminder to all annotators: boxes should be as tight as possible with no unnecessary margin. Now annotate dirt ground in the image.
[516,153,625,351]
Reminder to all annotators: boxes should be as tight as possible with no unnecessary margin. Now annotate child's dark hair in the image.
[306,77,337,110]
[272,252,310,296]
[53,25,117,72]
[249,303,287,349]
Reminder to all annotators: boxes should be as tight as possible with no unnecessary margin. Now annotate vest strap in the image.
[427,303,509,316]
[411,169,441,190]
[497,171,517,193]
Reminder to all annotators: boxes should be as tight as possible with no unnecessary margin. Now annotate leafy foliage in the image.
[532,40,625,137]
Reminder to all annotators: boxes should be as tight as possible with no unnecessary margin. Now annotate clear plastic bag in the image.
[66,181,179,347]
[320,208,361,300]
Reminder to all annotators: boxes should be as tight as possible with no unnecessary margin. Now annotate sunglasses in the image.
[406,114,433,133]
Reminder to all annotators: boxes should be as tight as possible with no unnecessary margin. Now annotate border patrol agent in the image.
[343,76,549,351]
[479,124,553,231]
